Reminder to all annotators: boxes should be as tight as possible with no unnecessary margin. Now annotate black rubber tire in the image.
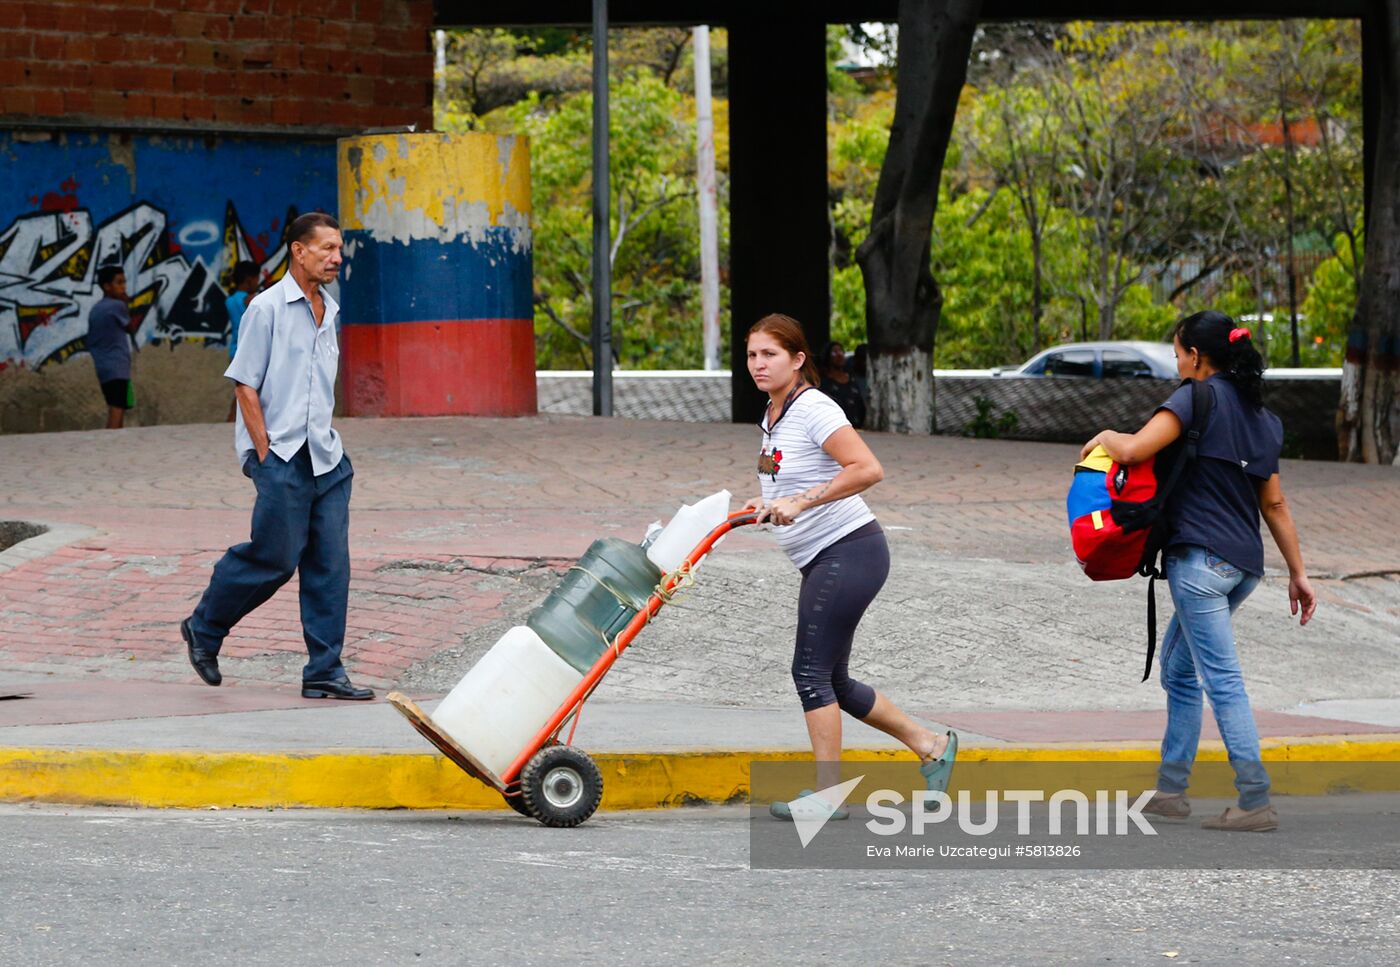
[518,745,603,828]
[502,739,563,818]
[501,784,533,817]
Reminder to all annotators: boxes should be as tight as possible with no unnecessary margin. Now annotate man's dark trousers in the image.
[190,443,353,683]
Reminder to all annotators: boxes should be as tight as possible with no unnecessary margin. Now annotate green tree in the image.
[961,80,1062,354]
[1044,23,1210,340]
[1163,20,1362,361]
[498,77,718,369]
[1300,227,1362,367]
[437,28,733,371]
[855,0,981,433]
[829,89,896,351]
[436,30,591,129]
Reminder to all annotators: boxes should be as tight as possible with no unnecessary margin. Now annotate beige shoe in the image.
[1201,804,1279,832]
[1140,791,1191,820]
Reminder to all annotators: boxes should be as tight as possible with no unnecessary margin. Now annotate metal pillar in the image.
[694,25,722,372]
[591,0,614,416]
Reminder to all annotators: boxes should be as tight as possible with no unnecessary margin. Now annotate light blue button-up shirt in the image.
[225,271,343,476]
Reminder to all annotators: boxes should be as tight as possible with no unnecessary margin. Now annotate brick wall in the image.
[0,0,433,132]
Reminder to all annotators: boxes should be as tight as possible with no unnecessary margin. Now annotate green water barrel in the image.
[527,538,663,674]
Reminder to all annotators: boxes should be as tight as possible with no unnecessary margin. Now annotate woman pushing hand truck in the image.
[743,314,956,824]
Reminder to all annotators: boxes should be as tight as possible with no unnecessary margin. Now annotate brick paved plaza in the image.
[2,416,1396,698]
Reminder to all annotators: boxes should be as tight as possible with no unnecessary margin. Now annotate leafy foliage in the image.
[440,30,728,370]
[1298,227,1362,367]
[435,21,1360,372]
[965,396,1020,438]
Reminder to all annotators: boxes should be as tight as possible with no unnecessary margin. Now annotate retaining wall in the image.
[936,376,1342,460]
[536,372,1344,460]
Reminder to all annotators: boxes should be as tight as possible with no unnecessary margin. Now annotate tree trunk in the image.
[855,0,980,434]
[1096,241,1113,341]
[1097,287,1114,342]
[1030,227,1044,355]
[1340,1,1400,464]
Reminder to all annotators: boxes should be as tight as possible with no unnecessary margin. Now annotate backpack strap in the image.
[1137,379,1214,681]
[1143,573,1158,682]
[1148,379,1211,513]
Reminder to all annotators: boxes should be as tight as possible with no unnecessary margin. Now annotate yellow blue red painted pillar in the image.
[336,133,536,417]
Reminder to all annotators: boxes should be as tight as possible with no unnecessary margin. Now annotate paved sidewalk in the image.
[4,682,1400,752]
[1,415,1397,809]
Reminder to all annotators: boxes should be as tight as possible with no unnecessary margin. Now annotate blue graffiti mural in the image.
[0,133,336,370]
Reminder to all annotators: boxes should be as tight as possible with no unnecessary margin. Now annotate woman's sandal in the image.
[918,730,959,794]
[769,789,850,822]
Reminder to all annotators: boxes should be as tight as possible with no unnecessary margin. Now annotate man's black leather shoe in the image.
[302,678,375,700]
[181,617,222,686]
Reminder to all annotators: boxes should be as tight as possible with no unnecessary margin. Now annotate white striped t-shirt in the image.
[757,388,876,568]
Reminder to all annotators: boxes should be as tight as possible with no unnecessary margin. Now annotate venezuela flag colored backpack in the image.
[1066,379,1212,680]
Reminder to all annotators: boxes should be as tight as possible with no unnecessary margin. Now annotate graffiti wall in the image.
[0,132,337,373]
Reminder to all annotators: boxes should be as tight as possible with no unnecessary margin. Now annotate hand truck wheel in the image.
[501,783,533,817]
[519,744,603,827]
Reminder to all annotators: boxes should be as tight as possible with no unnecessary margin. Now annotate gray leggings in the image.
[792,521,888,717]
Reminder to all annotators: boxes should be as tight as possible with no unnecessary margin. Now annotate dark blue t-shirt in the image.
[86,297,132,382]
[1157,375,1283,577]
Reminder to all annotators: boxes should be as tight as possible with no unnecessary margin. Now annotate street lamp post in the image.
[591,0,613,416]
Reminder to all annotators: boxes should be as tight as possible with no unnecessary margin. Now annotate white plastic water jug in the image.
[430,625,584,781]
[645,489,731,573]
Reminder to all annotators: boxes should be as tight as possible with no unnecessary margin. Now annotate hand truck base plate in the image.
[386,691,506,791]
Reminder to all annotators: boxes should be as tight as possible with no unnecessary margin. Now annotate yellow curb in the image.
[1,738,1398,811]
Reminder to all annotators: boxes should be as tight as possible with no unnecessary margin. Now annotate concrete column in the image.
[727,18,832,423]
[337,132,536,417]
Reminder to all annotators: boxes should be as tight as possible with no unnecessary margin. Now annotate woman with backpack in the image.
[744,313,957,824]
[1080,311,1317,833]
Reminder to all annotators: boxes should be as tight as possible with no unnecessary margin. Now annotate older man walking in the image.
[182,212,372,700]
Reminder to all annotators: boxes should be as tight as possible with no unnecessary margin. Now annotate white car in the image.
[993,341,1178,379]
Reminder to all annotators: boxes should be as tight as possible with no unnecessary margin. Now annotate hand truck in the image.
[388,510,757,826]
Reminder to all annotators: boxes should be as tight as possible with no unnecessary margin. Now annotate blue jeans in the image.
[1157,544,1270,810]
[190,444,353,683]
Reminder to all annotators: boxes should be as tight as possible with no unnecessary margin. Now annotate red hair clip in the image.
[1228,327,1251,343]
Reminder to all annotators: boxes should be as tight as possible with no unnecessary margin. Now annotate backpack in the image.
[1066,379,1213,681]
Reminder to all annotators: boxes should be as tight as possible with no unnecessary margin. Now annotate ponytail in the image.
[1172,310,1265,406]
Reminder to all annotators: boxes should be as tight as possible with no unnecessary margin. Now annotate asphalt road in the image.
[3,804,1399,966]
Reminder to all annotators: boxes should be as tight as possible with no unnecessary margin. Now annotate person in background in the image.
[225,260,261,421]
[87,265,139,429]
[818,341,867,430]
[847,343,871,401]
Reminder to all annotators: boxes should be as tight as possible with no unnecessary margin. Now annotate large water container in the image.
[645,490,732,573]
[527,538,662,674]
[430,625,584,780]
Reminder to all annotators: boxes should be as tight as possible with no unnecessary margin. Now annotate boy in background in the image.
[87,265,138,429]
[225,260,261,421]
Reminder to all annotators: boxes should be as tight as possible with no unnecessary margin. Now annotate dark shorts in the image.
[100,379,134,409]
